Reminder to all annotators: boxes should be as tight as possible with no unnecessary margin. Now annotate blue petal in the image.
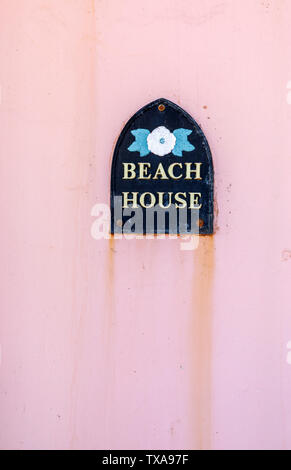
[172,129,195,156]
[128,129,150,157]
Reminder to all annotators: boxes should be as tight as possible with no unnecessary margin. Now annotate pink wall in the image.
[1,0,291,450]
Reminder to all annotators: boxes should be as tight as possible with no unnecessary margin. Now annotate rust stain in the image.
[213,196,219,233]
[106,236,115,341]
[91,0,96,15]
[102,236,116,445]
[282,249,291,262]
[190,236,215,449]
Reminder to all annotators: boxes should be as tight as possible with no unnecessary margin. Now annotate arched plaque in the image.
[111,98,214,235]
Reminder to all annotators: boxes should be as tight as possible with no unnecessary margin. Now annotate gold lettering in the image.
[153,163,169,180]
[174,192,187,208]
[185,162,202,180]
[140,192,156,208]
[138,162,151,179]
[168,163,183,180]
[122,192,138,208]
[158,192,173,209]
[122,163,136,179]
[189,192,202,209]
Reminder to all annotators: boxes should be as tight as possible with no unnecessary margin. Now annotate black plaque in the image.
[111,98,214,235]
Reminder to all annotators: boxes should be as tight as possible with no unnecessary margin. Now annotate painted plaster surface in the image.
[0,0,291,450]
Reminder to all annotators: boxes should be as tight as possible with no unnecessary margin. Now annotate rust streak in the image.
[106,236,115,345]
[191,236,215,449]
[103,236,116,446]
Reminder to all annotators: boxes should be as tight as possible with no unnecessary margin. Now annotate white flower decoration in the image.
[147,126,176,156]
